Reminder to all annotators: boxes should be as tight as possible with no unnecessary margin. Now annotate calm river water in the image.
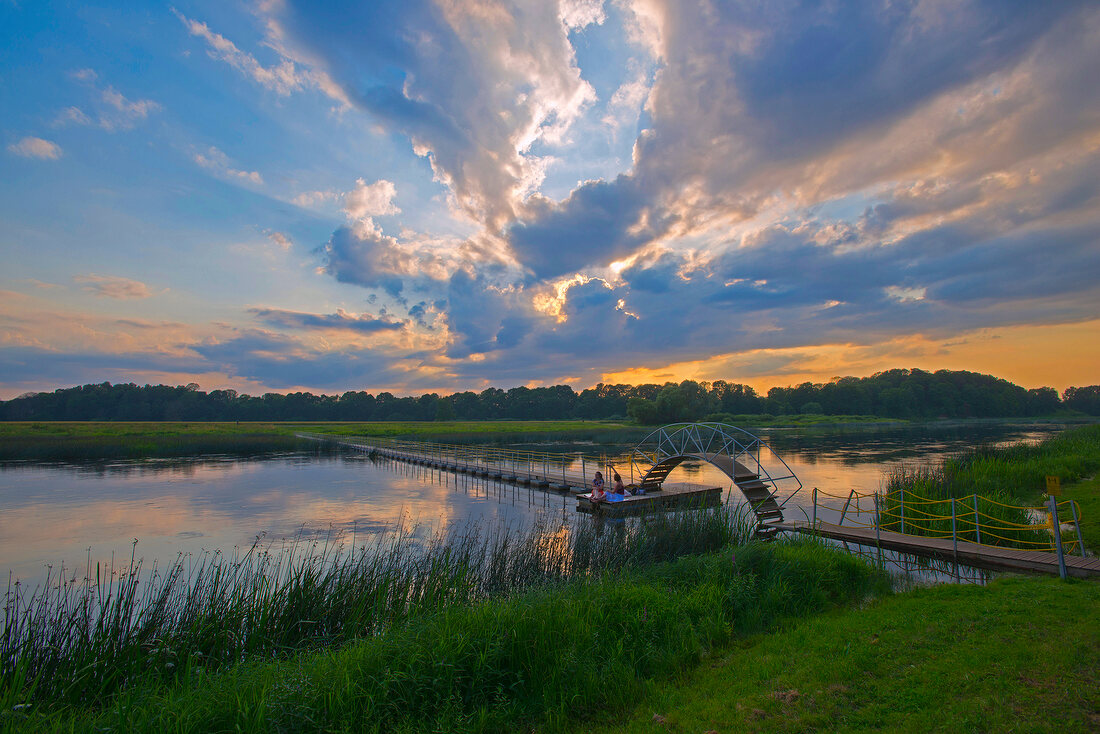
[0,422,1062,588]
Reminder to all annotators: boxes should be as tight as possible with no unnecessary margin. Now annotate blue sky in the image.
[2,0,1098,399]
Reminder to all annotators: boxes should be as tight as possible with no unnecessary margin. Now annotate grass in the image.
[584,575,1100,733]
[942,423,1100,498]
[702,413,901,426]
[0,421,636,461]
[3,538,889,732]
[1,504,759,717]
[1060,473,1100,550]
[880,424,1100,551]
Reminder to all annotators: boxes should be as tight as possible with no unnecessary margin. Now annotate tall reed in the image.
[2,505,754,711]
[879,424,1100,549]
[881,466,1047,549]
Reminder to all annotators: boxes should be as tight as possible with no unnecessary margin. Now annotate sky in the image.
[1,0,1099,400]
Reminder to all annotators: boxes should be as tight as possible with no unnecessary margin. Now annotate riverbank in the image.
[0,420,637,461]
[584,575,1100,733]
[2,537,889,732]
[0,417,884,461]
[8,548,1097,733]
[883,423,1100,549]
[0,415,1037,462]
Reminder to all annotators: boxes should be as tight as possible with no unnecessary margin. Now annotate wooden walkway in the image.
[577,484,723,517]
[778,521,1100,579]
[311,435,724,513]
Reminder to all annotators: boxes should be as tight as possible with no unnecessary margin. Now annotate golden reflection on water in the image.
[0,424,1062,589]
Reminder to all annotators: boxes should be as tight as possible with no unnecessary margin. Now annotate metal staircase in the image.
[629,423,801,539]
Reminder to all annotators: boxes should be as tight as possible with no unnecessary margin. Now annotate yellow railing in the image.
[809,486,1085,555]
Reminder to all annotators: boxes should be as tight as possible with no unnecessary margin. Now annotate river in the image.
[0,422,1063,589]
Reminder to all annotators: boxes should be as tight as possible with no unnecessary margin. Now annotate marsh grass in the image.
[1,505,755,713]
[0,421,637,461]
[19,537,890,732]
[880,424,1100,550]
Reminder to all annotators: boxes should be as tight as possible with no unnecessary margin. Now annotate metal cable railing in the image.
[809,486,1086,556]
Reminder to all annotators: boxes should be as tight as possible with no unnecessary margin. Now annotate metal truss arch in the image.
[629,422,802,533]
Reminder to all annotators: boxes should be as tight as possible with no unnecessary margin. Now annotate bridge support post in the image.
[973,495,982,545]
[951,498,959,581]
[1049,496,1067,580]
[1070,500,1086,556]
[899,488,905,534]
[811,487,817,530]
[873,494,883,567]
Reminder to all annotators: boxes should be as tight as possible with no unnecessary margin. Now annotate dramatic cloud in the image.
[7,137,62,160]
[4,1,1099,396]
[74,275,154,299]
[267,0,597,227]
[194,329,410,389]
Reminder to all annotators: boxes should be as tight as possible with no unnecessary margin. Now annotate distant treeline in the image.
[1,369,1098,423]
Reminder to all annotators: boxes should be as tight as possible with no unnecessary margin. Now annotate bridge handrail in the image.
[629,422,803,503]
[808,485,1084,555]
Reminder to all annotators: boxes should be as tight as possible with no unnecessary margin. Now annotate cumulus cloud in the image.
[344,178,400,220]
[67,0,1087,394]
[560,0,606,30]
[7,137,62,160]
[193,146,263,185]
[265,0,596,229]
[74,275,154,299]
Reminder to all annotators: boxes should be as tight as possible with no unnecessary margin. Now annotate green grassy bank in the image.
[0,420,636,461]
[883,423,1100,549]
[1,538,889,732]
[588,576,1100,733]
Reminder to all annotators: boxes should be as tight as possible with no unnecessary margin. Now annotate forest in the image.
[1,369,1097,423]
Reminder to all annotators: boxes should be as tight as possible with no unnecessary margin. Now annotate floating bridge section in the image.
[298,423,804,534]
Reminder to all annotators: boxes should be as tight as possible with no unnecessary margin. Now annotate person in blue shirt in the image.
[590,471,607,502]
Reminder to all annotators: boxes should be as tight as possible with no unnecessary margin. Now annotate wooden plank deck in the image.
[576,483,723,517]
[346,440,723,510]
[778,521,1100,579]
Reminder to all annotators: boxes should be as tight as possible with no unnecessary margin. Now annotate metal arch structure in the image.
[628,423,802,535]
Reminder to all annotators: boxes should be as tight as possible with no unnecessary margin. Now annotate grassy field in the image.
[585,576,1100,733]
[0,420,637,460]
[0,417,891,461]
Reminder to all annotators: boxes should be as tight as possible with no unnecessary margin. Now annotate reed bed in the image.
[1,505,755,712]
[939,423,1100,497]
[0,434,306,462]
[879,424,1100,549]
[18,537,889,732]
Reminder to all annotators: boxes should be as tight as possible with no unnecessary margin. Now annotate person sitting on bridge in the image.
[590,471,607,502]
[613,472,630,496]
